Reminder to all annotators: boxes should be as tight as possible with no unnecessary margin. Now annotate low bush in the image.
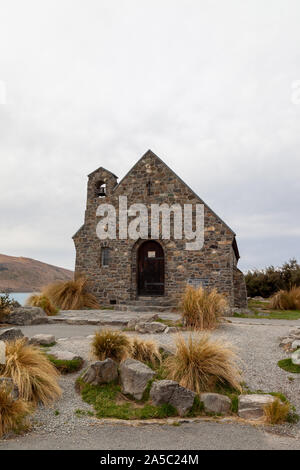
[264,399,290,424]
[164,333,242,394]
[47,355,83,374]
[181,285,227,330]
[0,384,31,438]
[0,293,14,322]
[129,337,161,367]
[42,276,100,310]
[270,287,300,311]
[26,294,58,316]
[0,339,61,405]
[91,329,131,362]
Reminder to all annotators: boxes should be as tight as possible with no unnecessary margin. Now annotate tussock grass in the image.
[129,337,161,367]
[42,276,100,310]
[0,339,61,405]
[181,285,228,330]
[0,384,31,438]
[91,329,131,362]
[164,333,242,394]
[270,287,300,311]
[26,294,58,316]
[264,399,290,424]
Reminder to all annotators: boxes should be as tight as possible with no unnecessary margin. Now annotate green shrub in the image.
[0,293,14,322]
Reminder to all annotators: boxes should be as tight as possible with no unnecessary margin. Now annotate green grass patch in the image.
[75,408,94,417]
[156,318,183,328]
[78,380,179,420]
[278,358,300,374]
[40,342,56,348]
[47,355,84,374]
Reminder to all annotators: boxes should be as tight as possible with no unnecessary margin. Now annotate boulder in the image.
[200,393,231,414]
[238,394,276,420]
[82,359,118,385]
[29,334,55,346]
[0,377,19,400]
[135,322,167,334]
[5,307,48,325]
[288,328,300,339]
[291,340,300,351]
[164,326,178,334]
[0,328,24,341]
[120,358,155,400]
[150,380,196,416]
[50,350,83,362]
[127,314,159,329]
[291,349,300,365]
[279,338,292,347]
[0,340,6,365]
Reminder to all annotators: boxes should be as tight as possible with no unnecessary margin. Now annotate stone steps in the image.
[115,304,177,313]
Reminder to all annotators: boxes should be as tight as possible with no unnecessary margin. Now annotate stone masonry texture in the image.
[73,150,247,312]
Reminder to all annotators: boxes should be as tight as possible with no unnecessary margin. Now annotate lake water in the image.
[0,292,33,306]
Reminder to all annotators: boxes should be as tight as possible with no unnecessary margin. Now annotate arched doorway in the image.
[137,240,164,296]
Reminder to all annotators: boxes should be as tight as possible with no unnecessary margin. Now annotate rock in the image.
[159,344,174,357]
[135,322,167,334]
[0,377,19,400]
[0,340,6,364]
[50,350,83,362]
[127,314,159,329]
[288,328,300,339]
[82,359,118,385]
[291,340,300,351]
[0,328,24,341]
[150,380,196,416]
[238,394,276,420]
[200,393,231,414]
[29,334,55,346]
[120,358,155,400]
[291,349,300,365]
[164,326,178,334]
[279,338,292,347]
[4,307,48,325]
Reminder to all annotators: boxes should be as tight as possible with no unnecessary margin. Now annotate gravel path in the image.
[1,319,300,449]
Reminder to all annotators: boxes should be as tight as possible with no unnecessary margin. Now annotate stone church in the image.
[73,150,247,311]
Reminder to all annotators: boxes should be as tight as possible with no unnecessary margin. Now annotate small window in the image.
[95,181,106,197]
[101,247,110,266]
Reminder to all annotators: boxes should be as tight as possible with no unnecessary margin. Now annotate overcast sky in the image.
[0,0,299,272]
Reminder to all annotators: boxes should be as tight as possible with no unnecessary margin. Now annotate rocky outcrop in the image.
[135,322,167,334]
[4,307,48,325]
[120,358,155,400]
[50,350,83,361]
[150,380,196,416]
[238,394,276,420]
[0,328,24,341]
[82,359,118,385]
[29,334,55,346]
[200,393,231,414]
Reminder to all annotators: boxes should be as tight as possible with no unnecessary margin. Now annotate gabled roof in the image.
[88,166,118,179]
[114,149,236,237]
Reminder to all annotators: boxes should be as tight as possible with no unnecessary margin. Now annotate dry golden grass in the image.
[42,276,100,310]
[129,336,161,367]
[0,339,61,405]
[26,294,58,316]
[91,329,131,362]
[0,384,31,438]
[164,333,242,394]
[264,399,290,424]
[270,287,300,311]
[181,285,228,330]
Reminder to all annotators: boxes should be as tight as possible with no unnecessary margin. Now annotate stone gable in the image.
[73,150,247,311]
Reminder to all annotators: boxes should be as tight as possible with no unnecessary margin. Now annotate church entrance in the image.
[137,241,164,296]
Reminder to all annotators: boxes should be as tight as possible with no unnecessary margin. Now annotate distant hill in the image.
[0,253,73,292]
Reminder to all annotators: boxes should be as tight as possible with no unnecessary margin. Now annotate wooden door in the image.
[137,241,164,296]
